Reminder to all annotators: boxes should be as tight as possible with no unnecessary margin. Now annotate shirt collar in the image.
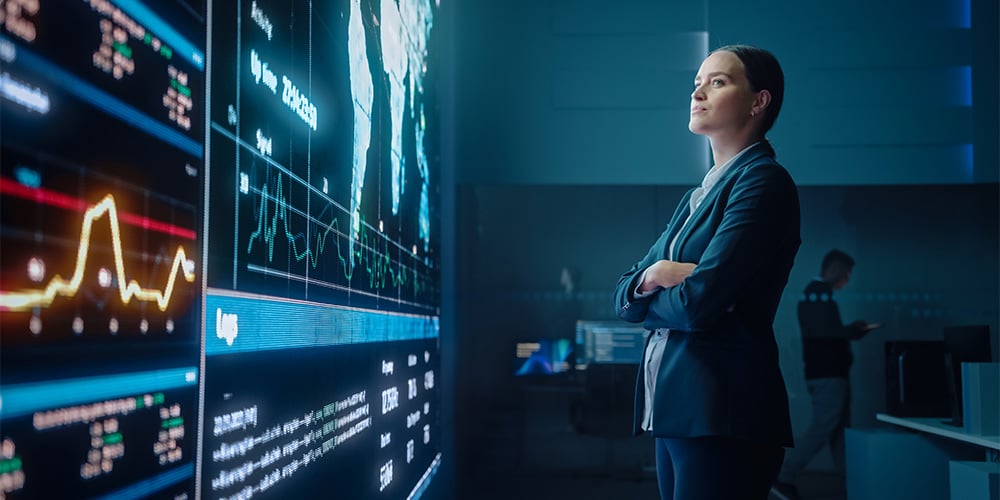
[689,141,760,213]
[701,141,760,191]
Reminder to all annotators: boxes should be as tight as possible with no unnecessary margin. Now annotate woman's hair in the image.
[712,45,784,136]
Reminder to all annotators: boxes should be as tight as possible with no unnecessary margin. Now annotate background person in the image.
[770,249,881,500]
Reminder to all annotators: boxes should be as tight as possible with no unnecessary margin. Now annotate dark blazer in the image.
[613,141,800,447]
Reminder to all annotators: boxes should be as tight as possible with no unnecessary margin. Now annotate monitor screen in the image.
[575,320,649,368]
[884,341,951,418]
[514,339,574,376]
[0,0,443,498]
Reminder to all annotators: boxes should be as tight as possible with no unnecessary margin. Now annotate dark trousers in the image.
[655,436,785,500]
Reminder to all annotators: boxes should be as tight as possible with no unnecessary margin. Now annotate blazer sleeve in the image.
[612,191,694,324]
[613,229,669,323]
[643,163,799,331]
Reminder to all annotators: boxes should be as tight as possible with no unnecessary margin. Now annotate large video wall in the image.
[0,0,442,498]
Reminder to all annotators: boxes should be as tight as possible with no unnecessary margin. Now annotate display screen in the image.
[0,0,442,498]
[514,339,573,376]
[575,321,648,368]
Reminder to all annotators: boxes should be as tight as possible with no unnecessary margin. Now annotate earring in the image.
[750,111,756,117]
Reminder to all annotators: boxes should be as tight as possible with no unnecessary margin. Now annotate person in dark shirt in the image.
[770,250,880,500]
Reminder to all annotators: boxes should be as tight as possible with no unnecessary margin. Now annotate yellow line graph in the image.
[0,194,196,312]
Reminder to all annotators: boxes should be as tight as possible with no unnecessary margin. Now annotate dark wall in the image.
[453,0,998,185]
[452,182,999,489]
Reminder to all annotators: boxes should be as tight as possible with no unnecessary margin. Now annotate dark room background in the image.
[443,0,999,496]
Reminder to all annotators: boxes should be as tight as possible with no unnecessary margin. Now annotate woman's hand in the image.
[637,260,697,293]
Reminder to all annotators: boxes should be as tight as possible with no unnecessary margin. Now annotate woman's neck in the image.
[709,124,763,166]
[710,137,760,168]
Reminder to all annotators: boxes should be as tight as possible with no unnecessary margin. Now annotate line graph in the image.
[0,193,196,312]
[203,0,441,317]
[244,172,433,301]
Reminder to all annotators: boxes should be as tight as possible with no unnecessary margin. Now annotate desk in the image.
[875,413,1000,452]
[844,414,1000,500]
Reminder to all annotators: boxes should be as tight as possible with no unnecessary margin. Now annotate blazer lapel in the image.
[670,144,774,261]
[662,187,697,260]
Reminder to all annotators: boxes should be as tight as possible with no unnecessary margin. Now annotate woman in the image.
[613,45,800,499]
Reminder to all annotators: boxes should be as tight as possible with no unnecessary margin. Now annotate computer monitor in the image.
[574,320,649,368]
[943,325,992,426]
[514,339,574,376]
[884,341,951,417]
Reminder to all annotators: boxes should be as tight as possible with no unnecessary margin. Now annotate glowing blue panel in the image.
[112,0,205,69]
[206,292,439,355]
[0,367,198,419]
[958,65,972,107]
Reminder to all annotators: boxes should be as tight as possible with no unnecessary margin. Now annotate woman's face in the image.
[688,51,759,138]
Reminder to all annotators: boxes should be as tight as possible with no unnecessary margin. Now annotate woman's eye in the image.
[712,79,724,86]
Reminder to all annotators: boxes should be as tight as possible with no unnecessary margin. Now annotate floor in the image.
[461,391,849,499]
[466,467,846,500]
[779,471,847,500]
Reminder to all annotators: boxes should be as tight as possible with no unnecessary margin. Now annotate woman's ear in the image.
[752,89,772,117]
